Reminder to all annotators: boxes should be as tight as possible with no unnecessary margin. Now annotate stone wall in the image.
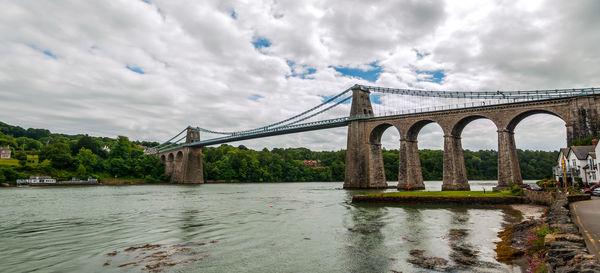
[543,196,600,272]
[524,190,560,206]
[524,190,590,206]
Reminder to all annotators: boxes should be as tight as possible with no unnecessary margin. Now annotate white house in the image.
[566,146,595,183]
[0,146,11,159]
[584,152,597,183]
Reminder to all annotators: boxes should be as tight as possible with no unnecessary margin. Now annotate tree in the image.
[39,143,73,169]
[14,151,27,166]
[76,164,87,178]
[75,148,98,174]
[107,157,130,177]
[110,136,134,160]
[72,135,101,155]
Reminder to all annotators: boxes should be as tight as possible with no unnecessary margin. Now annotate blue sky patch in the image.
[370,94,382,104]
[249,94,263,101]
[43,50,57,59]
[332,62,382,82]
[252,37,271,50]
[319,95,352,105]
[126,65,145,74]
[231,9,237,19]
[319,93,382,105]
[416,69,445,83]
[414,49,430,60]
[286,60,316,79]
[141,0,151,3]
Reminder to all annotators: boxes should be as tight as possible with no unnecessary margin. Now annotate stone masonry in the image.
[344,88,600,190]
[157,128,204,184]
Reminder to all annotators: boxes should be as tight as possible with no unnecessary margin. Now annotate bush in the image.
[509,182,524,196]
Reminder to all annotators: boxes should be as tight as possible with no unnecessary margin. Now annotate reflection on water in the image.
[0,181,525,272]
[345,205,389,273]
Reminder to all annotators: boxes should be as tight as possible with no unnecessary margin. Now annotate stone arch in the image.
[406,120,436,141]
[506,109,565,131]
[166,153,175,176]
[363,122,401,189]
[160,155,166,164]
[369,123,401,144]
[451,115,498,137]
[176,151,183,162]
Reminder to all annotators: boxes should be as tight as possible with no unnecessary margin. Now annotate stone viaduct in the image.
[344,86,600,190]
[157,85,600,189]
[157,129,204,184]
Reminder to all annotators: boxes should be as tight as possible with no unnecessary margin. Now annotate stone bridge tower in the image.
[159,127,204,184]
[344,85,388,189]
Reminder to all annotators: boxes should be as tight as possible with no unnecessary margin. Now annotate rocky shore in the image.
[497,195,600,272]
[407,228,502,271]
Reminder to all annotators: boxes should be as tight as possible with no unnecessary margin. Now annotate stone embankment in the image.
[543,196,600,272]
[525,190,591,206]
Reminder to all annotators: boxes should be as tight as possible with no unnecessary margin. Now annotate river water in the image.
[0,181,532,273]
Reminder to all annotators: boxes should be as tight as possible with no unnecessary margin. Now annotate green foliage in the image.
[75,148,98,174]
[14,151,27,166]
[39,143,73,169]
[510,184,524,196]
[570,135,598,146]
[202,146,558,182]
[0,122,50,140]
[110,136,134,160]
[16,137,42,150]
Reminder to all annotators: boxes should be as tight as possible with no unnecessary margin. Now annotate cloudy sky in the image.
[1,0,598,151]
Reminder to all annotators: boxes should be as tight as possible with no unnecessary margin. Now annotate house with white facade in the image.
[16,176,57,185]
[584,152,597,183]
[566,146,595,183]
[0,146,11,159]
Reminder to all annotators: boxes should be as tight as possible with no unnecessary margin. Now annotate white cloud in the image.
[0,0,596,151]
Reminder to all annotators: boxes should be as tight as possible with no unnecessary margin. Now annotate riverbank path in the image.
[571,197,600,261]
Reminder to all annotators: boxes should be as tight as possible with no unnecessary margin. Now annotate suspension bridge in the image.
[153,84,600,190]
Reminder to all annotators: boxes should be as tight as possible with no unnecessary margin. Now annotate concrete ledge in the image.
[397,185,426,191]
[441,185,471,191]
[352,195,526,205]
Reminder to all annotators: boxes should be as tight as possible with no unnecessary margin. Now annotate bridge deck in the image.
[158,94,591,153]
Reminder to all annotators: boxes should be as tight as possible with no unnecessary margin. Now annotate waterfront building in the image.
[566,146,595,183]
[584,152,597,183]
[554,144,598,184]
[16,176,57,185]
[0,146,11,159]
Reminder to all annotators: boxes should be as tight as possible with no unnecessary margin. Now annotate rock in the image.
[545,241,585,250]
[407,249,449,271]
[449,253,477,266]
[551,223,581,234]
[545,233,585,244]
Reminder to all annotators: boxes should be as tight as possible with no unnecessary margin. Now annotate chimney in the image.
[593,138,599,147]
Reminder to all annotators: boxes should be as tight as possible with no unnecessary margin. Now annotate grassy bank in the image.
[352,191,526,204]
[361,191,520,198]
